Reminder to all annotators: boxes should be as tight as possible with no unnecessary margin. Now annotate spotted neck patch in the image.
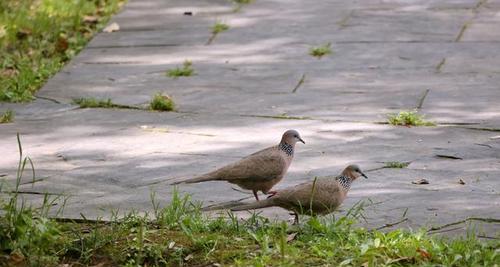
[279,142,294,156]
[336,175,352,190]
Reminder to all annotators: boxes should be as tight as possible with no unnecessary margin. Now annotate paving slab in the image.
[1,0,500,236]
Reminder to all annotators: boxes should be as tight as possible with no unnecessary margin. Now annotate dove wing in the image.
[274,176,342,212]
[209,147,286,182]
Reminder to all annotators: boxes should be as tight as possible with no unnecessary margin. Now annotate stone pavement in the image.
[1,0,499,236]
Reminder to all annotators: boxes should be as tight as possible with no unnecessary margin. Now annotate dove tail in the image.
[230,199,275,211]
[170,174,215,185]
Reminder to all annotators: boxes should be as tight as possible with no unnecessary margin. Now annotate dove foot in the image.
[266,191,278,198]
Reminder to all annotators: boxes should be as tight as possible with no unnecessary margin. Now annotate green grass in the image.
[211,22,229,35]
[1,134,499,266]
[166,60,194,78]
[384,161,410,169]
[0,134,63,265]
[232,0,253,12]
[309,42,332,59]
[206,22,229,45]
[388,110,436,126]
[150,93,175,111]
[72,97,118,108]
[0,0,125,103]
[0,109,14,123]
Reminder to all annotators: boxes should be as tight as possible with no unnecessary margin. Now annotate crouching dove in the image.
[171,130,305,201]
[229,165,367,223]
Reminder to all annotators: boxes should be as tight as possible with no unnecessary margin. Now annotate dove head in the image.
[343,164,368,180]
[280,130,305,145]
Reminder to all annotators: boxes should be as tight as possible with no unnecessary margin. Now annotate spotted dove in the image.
[171,130,305,201]
[230,165,367,223]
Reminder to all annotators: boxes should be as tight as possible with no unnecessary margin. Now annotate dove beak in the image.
[361,172,368,179]
[298,137,305,144]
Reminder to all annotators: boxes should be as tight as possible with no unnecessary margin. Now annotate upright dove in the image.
[229,165,367,223]
[171,130,305,201]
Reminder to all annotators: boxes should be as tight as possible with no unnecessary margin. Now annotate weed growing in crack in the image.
[166,60,194,78]
[232,0,253,12]
[388,110,435,126]
[206,22,230,45]
[150,93,175,111]
[72,97,139,109]
[73,97,116,108]
[384,161,410,168]
[211,22,230,35]
[309,43,332,59]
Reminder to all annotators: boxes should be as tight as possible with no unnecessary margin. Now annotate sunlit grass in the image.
[0,0,126,102]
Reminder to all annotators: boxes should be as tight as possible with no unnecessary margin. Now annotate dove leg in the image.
[252,190,260,201]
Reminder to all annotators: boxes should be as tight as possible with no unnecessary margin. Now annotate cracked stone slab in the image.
[2,0,500,237]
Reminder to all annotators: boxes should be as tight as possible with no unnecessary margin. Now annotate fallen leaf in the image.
[168,241,175,249]
[9,250,25,264]
[412,178,429,185]
[184,254,193,261]
[0,25,6,38]
[287,232,298,243]
[55,37,69,53]
[96,6,106,15]
[83,15,99,23]
[387,257,411,264]
[0,68,18,78]
[490,135,500,140]
[458,178,465,185]
[160,94,173,102]
[103,22,120,33]
[417,248,431,259]
[16,28,32,39]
